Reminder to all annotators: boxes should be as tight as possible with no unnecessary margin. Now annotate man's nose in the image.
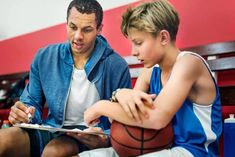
[74,30,83,40]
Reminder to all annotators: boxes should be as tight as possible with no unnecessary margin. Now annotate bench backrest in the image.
[0,71,29,108]
[0,71,29,91]
[183,41,235,71]
[183,41,235,106]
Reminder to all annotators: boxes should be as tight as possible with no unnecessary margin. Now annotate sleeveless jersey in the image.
[149,52,222,157]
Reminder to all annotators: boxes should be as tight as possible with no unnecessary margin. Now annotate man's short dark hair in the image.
[67,0,103,28]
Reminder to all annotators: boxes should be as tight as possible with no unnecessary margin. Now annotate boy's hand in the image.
[8,101,35,124]
[84,102,100,126]
[115,89,156,122]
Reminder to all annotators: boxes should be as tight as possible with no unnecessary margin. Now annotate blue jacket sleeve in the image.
[20,49,46,124]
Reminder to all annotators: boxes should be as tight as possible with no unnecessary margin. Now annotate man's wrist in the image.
[110,88,121,102]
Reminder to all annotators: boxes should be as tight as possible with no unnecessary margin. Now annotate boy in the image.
[82,0,222,156]
[0,0,131,157]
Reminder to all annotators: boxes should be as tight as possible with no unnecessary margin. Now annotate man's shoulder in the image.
[95,35,128,67]
[34,42,69,61]
[38,42,68,53]
[108,52,128,66]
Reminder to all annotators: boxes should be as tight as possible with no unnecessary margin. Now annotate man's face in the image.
[67,7,102,56]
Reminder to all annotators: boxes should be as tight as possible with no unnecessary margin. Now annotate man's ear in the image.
[159,30,170,46]
[97,24,103,35]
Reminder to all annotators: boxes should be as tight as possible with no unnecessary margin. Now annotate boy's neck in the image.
[159,46,180,73]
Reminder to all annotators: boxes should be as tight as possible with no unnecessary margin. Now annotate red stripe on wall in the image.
[0,23,67,75]
[0,0,235,75]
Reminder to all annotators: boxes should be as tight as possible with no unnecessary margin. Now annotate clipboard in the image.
[14,123,108,135]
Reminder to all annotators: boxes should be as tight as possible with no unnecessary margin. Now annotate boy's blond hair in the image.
[121,0,179,41]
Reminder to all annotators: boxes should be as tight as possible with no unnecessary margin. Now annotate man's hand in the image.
[8,101,35,124]
[67,127,109,149]
[115,88,156,122]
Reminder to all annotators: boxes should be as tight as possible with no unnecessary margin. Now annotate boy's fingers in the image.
[84,127,102,133]
[121,103,134,119]
[88,119,100,127]
[150,94,157,99]
[135,100,149,118]
[140,94,156,109]
[129,102,141,122]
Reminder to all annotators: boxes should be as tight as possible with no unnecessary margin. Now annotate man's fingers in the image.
[8,113,21,124]
[10,102,30,124]
[27,106,35,114]
[8,116,16,124]
[9,110,17,119]
[15,101,28,111]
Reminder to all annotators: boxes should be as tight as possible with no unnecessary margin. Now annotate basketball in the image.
[110,120,174,157]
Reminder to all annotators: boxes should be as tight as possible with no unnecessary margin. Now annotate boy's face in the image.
[66,7,102,56]
[128,28,164,68]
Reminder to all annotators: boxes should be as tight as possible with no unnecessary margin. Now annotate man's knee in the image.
[42,144,77,157]
[0,127,30,156]
[42,137,79,157]
[0,127,24,149]
[42,144,60,157]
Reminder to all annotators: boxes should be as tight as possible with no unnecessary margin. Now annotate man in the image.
[0,0,131,157]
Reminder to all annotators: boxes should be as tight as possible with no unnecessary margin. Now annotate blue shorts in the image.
[24,125,89,157]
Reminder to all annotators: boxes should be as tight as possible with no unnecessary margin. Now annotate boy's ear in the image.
[159,30,170,46]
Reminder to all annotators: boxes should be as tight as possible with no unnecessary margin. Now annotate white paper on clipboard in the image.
[14,123,107,135]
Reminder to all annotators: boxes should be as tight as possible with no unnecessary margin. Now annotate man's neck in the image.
[73,54,90,69]
[72,42,96,69]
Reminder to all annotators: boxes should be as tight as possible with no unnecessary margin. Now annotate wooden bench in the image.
[0,71,29,109]
[0,72,48,125]
[124,40,235,157]
[0,72,29,125]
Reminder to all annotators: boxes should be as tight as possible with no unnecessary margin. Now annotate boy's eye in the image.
[134,41,142,46]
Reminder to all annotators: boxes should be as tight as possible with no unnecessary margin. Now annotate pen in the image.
[25,105,33,123]
[28,112,33,123]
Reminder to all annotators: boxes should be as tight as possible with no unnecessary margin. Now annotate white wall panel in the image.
[0,0,139,40]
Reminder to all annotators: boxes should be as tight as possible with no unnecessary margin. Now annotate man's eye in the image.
[83,29,92,33]
[69,25,77,30]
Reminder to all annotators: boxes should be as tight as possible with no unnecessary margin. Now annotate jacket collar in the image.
[63,35,112,76]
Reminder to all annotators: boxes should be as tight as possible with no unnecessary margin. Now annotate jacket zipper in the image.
[61,65,74,127]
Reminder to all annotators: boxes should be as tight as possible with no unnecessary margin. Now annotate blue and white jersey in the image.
[149,52,222,157]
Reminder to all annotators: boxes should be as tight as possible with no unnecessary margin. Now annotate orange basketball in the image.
[110,120,174,157]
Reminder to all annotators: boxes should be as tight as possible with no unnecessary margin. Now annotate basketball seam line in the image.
[110,135,174,150]
[124,124,161,141]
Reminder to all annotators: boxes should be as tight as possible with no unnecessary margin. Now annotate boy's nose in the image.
[131,48,139,56]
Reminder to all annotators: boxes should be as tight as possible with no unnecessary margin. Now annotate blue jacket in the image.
[20,35,132,130]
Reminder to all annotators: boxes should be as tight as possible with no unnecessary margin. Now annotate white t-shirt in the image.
[63,68,100,126]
